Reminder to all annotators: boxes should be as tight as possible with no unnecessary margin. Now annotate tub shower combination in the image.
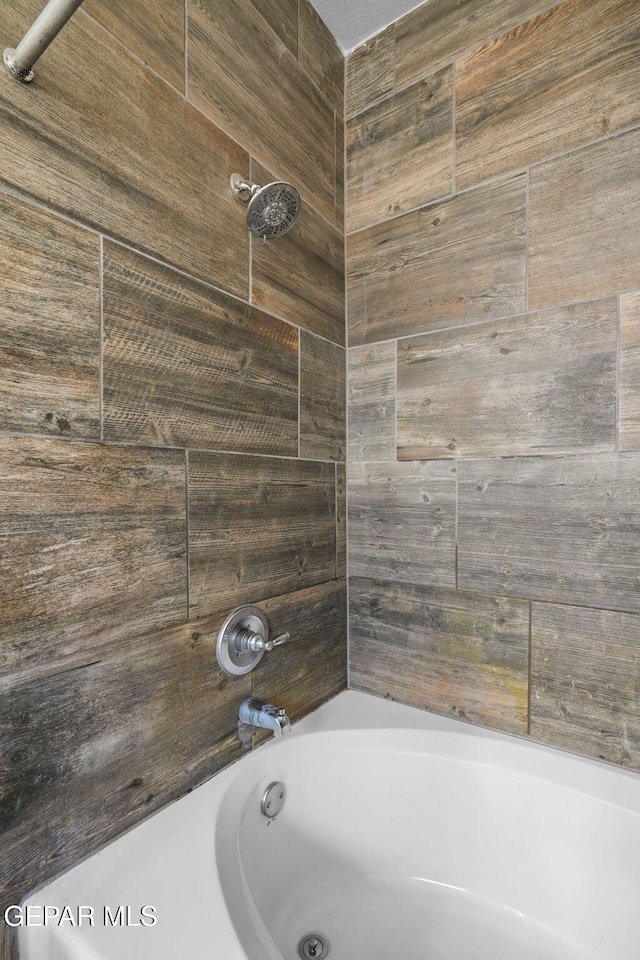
[18,689,640,960]
[6,5,640,959]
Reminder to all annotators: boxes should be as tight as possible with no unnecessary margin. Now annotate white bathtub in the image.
[17,690,640,960]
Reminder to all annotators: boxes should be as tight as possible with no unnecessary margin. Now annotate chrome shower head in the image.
[231,174,301,240]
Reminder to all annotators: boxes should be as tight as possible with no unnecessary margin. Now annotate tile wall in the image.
[346,0,640,766]
[0,0,346,950]
[3,0,639,950]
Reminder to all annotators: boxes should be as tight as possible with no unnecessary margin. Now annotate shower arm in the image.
[230,174,261,203]
[3,0,85,84]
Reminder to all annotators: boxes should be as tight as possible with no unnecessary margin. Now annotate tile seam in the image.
[525,168,530,312]
[527,601,533,736]
[451,61,457,195]
[455,469,459,589]
[0,200,343,347]
[80,7,186,100]
[185,448,191,619]
[393,339,398,459]
[348,49,461,120]
[0,429,345,465]
[94,231,347,348]
[346,119,640,237]
[349,291,625,348]
[616,294,621,453]
[346,168,524,236]
[98,235,104,442]
[184,0,188,98]
[298,328,302,458]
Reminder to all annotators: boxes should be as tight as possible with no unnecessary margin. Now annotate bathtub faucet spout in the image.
[238,697,291,738]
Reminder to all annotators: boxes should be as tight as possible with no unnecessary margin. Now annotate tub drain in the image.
[297,933,329,959]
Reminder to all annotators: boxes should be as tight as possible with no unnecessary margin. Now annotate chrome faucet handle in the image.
[266,632,289,651]
[234,629,289,653]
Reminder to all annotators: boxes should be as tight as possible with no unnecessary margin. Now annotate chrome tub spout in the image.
[238,697,291,738]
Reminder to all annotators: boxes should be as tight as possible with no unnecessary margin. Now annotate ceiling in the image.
[309,0,428,54]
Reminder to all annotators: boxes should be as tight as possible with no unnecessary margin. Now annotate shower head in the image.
[230,174,301,240]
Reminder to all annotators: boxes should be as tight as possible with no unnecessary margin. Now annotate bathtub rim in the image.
[18,687,640,909]
[16,688,640,960]
[215,691,640,960]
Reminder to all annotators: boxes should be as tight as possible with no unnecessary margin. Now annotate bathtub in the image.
[17,690,640,960]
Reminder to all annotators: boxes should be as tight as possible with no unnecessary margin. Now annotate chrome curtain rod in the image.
[3,0,85,83]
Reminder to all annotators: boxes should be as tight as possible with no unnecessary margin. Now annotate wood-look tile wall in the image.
[346,0,640,773]
[0,0,345,949]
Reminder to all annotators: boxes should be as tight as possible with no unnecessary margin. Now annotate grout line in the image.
[455,470,459,589]
[422,578,640,619]
[333,110,338,226]
[174,444,344,465]
[345,571,350,689]
[334,461,339,577]
[345,334,350,462]
[615,295,621,453]
[184,0,188,98]
[80,7,185,100]
[418,451,625,465]
[0,426,345,465]
[99,242,343,350]
[185,448,191,619]
[527,601,533,737]
[349,289,626,349]
[0,182,102,237]
[0,91,337,248]
[451,61,456,195]
[523,591,639,619]
[345,118,640,237]
[346,170,522,237]
[297,329,302,458]
[348,0,567,120]
[345,465,350,689]
[348,51,446,121]
[344,166,349,348]
[347,458,410,465]
[347,448,629,470]
[193,78,341,218]
[393,339,398,458]
[342,53,347,234]
[248,155,254,304]
[343,44,349,688]
[98,235,104,442]
[0,181,326,334]
[81,0,338,154]
[525,168,530,312]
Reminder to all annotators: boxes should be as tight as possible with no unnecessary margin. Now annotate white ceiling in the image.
[309,0,428,54]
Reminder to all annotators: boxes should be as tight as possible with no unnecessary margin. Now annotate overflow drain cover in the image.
[261,781,286,818]
[298,933,329,959]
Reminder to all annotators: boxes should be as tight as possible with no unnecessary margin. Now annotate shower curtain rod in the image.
[3,0,85,83]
